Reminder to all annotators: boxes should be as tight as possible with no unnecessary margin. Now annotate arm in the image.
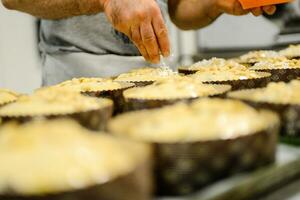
[169,0,277,30]
[2,0,170,63]
[168,0,222,30]
[1,0,106,19]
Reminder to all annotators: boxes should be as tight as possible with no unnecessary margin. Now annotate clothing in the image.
[42,53,153,86]
[39,0,168,86]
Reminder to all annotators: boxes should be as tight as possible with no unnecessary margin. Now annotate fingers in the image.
[250,5,276,16]
[217,0,276,16]
[105,0,168,63]
[217,0,249,15]
[152,14,170,57]
[131,21,164,63]
[262,5,276,15]
[130,25,150,62]
[251,7,263,16]
[232,0,249,15]
[140,21,160,63]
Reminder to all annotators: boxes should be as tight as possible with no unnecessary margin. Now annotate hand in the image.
[103,0,170,63]
[250,6,276,16]
[216,0,276,16]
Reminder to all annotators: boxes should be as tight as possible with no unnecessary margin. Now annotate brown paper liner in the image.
[239,62,256,68]
[178,67,199,75]
[82,83,134,115]
[124,85,231,112]
[178,60,269,75]
[124,98,195,112]
[127,81,154,87]
[251,68,300,83]
[0,105,113,131]
[113,80,154,87]
[198,72,271,91]
[286,56,300,60]
[228,92,300,138]
[152,116,279,196]
[0,161,153,200]
[0,97,19,108]
[178,62,256,74]
[0,100,16,108]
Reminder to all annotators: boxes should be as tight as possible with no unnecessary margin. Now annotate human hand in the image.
[103,0,170,63]
[216,0,276,16]
[250,5,277,16]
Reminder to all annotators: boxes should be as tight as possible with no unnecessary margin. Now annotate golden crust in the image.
[114,67,179,82]
[250,59,300,70]
[279,44,300,58]
[0,89,19,106]
[187,59,266,82]
[181,58,244,70]
[0,88,113,117]
[228,80,300,104]
[236,51,285,63]
[123,78,230,100]
[108,98,279,143]
[0,119,150,195]
[53,78,134,92]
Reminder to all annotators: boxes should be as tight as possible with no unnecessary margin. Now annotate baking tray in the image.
[157,144,300,200]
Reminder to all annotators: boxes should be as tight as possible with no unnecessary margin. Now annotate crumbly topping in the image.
[251,59,300,70]
[237,51,284,63]
[185,58,244,70]
[0,88,112,117]
[55,78,132,92]
[229,80,300,104]
[59,77,106,85]
[124,78,230,99]
[115,67,179,82]
[279,45,300,58]
[0,119,150,195]
[109,98,278,143]
[0,89,19,106]
[189,62,266,82]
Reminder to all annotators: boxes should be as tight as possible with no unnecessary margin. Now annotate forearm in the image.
[1,0,106,19]
[169,0,222,30]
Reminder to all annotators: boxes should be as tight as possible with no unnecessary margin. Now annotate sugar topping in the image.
[0,88,112,117]
[109,98,278,143]
[229,80,300,104]
[124,78,229,99]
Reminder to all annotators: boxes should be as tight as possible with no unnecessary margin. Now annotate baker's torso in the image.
[39,0,167,56]
[38,0,167,86]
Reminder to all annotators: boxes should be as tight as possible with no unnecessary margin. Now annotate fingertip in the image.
[264,5,276,15]
[145,58,151,63]
[162,50,170,58]
[144,56,150,63]
[154,57,160,64]
[234,1,249,15]
[150,59,160,64]
[148,55,160,64]
[251,7,263,17]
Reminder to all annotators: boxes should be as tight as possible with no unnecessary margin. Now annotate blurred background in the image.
[0,3,41,93]
[1,1,300,93]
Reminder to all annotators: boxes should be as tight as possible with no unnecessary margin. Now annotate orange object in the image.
[239,0,292,9]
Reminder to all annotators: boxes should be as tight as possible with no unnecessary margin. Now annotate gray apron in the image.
[39,0,168,86]
[42,53,150,86]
